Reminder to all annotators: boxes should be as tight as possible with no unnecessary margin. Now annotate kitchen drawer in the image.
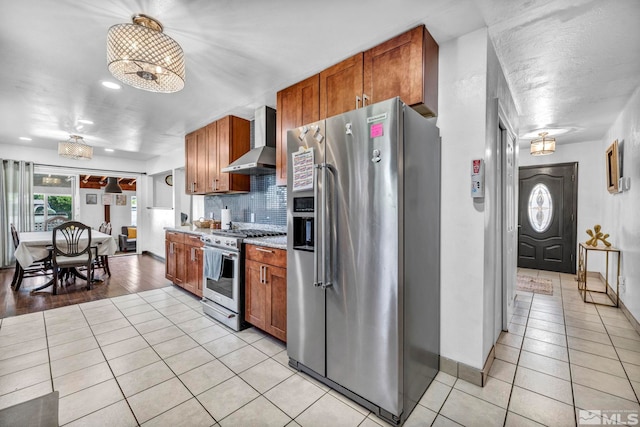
[166,231,185,243]
[185,233,204,247]
[245,245,286,268]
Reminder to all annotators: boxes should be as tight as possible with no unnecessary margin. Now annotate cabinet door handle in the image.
[259,265,264,284]
[263,266,268,285]
[355,95,361,109]
[363,93,369,107]
[191,247,195,261]
[255,247,274,253]
[170,242,174,254]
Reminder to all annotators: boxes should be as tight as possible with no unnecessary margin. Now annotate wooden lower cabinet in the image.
[245,245,287,342]
[165,231,203,297]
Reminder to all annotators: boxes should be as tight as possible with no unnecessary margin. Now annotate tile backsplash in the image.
[204,119,287,226]
[204,174,286,226]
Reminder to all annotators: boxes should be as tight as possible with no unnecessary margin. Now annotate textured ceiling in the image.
[0,0,638,159]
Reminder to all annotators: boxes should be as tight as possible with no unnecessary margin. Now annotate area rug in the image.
[0,391,58,427]
[516,275,554,295]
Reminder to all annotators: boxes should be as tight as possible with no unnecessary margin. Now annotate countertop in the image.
[243,236,287,250]
[164,226,287,250]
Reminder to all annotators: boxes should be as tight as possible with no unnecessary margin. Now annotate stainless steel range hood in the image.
[222,106,276,175]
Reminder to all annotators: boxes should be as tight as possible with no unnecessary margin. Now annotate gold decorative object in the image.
[585,224,611,247]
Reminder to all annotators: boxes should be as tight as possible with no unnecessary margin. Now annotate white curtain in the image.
[1,159,34,267]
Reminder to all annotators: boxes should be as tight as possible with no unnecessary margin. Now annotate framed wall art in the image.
[86,193,97,205]
[102,194,113,205]
[116,194,127,206]
[606,140,620,194]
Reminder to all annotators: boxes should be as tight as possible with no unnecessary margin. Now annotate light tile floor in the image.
[1,269,639,426]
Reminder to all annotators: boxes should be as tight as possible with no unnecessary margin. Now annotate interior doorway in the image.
[518,163,578,273]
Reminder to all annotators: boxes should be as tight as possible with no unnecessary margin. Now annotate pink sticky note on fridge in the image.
[370,123,384,138]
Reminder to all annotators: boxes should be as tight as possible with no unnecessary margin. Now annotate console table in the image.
[577,243,621,307]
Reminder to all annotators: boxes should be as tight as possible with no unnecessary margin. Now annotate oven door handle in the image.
[204,248,237,258]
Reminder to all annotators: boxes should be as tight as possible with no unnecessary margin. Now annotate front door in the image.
[518,163,578,273]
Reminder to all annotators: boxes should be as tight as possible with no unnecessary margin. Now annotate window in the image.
[527,183,553,233]
[33,173,75,231]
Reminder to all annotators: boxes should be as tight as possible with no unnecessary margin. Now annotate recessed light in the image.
[104,148,115,152]
[102,81,121,90]
[78,119,94,125]
[19,136,32,141]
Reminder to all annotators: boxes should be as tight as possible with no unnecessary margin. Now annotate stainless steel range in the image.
[201,229,285,331]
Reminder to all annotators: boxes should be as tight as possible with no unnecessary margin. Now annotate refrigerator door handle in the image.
[313,163,323,288]
[321,162,333,289]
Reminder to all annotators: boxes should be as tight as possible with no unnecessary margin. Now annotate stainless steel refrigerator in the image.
[287,97,440,425]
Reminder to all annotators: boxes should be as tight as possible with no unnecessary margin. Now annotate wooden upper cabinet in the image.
[185,129,206,194]
[186,115,250,194]
[185,131,197,194]
[363,25,438,116]
[319,53,364,120]
[276,75,320,186]
[205,121,218,194]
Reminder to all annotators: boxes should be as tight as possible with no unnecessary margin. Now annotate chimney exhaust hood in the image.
[222,106,276,175]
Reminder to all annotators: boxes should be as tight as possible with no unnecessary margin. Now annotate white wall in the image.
[145,146,184,176]
[601,86,640,320]
[0,144,146,173]
[437,28,489,369]
[484,37,519,360]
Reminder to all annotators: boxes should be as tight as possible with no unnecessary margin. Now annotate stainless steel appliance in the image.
[287,98,440,425]
[201,229,286,331]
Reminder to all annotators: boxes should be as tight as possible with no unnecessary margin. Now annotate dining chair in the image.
[51,221,93,295]
[10,223,53,291]
[45,216,68,231]
[92,222,111,278]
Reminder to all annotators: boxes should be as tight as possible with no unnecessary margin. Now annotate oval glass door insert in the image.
[528,183,553,232]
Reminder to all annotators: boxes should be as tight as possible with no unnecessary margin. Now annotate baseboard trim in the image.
[439,347,495,387]
[143,251,165,262]
[605,281,640,335]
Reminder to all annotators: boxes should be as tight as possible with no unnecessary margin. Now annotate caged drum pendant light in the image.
[58,135,93,160]
[107,14,185,93]
[530,132,556,156]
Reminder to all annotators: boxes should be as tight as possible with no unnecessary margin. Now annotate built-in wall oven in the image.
[201,234,246,331]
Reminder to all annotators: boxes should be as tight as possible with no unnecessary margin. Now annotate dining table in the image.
[13,230,118,291]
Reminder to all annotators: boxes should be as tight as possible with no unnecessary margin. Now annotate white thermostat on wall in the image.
[471,159,485,198]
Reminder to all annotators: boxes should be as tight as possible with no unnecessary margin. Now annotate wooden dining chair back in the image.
[92,222,112,279]
[52,221,93,295]
[45,216,68,231]
[10,223,54,291]
[10,223,20,249]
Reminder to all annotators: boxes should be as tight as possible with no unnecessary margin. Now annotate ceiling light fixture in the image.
[104,177,123,193]
[78,119,94,125]
[19,136,32,141]
[530,132,556,156]
[107,14,185,93]
[104,148,114,152]
[58,135,93,160]
[101,81,121,90]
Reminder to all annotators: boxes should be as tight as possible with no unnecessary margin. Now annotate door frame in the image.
[495,103,518,333]
[518,162,578,274]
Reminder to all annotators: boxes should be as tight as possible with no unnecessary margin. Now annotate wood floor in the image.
[0,254,172,318]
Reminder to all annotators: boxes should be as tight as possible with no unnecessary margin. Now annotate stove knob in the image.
[230,242,236,248]
[215,239,220,244]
